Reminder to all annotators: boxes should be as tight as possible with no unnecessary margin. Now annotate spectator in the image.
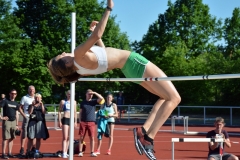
[26,93,49,157]
[206,117,239,160]
[58,90,77,158]
[116,91,125,121]
[0,89,20,159]
[95,93,118,155]
[78,89,104,157]
[18,85,36,155]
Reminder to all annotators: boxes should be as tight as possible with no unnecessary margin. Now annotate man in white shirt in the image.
[18,85,35,155]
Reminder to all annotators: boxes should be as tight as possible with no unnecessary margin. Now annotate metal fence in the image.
[42,104,240,127]
[2,105,238,128]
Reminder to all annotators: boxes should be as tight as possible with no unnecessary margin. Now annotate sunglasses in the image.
[10,93,17,95]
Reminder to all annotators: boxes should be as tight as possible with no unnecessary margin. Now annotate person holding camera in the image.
[0,89,20,159]
[206,117,239,160]
[26,93,49,157]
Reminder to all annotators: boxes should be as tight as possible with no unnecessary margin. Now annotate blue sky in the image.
[106,0,240,42]
[11,0,240,42]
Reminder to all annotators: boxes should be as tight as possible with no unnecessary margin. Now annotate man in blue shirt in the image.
[78,89,104,157]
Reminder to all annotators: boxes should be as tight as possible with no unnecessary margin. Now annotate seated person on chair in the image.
[206,117,238,160]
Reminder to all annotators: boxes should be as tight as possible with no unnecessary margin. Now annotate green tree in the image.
[0,0,32,98]
[223,8,240,58]
[131,0,225,105]
[218,7,240,105]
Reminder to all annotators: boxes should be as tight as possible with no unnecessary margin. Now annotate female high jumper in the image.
[47,0,181,159]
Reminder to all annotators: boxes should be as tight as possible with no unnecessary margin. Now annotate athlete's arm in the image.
[58,100,64,123]
[74,0,113,59]
[89,21,105,48]
[112,103,118,118]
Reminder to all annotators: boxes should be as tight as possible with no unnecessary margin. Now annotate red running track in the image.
[0,123,239,160]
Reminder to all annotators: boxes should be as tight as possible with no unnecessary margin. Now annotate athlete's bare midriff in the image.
[74,47,131,74]
[63,111,70,118]
[105,47,131,70]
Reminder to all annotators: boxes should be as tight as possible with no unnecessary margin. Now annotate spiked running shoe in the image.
[138,138,156,160]
[133,127,144,155]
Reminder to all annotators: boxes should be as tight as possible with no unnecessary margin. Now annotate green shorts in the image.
[121,52,149,84]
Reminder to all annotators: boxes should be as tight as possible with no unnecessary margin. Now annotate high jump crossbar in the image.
[78,73,240,82]
[171,138,224,160]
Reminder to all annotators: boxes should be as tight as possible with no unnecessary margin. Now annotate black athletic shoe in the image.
[133,128,144,155]
[19,147,24,155]
[1,154,9,159]
[8,154,17,158]
[137,139,156,160]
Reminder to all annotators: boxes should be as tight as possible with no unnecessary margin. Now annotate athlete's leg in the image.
[141,62,181,138]
[62,124,69,153]
[96,138,102,151]
[108,123,115,151]
[138,84,165,132]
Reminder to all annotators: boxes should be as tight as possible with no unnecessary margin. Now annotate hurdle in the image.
[171,138,224,160]
[171,116,189,134]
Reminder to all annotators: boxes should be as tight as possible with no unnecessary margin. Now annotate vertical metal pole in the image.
[183,117,186,134]
[128,105,130,122]
[230,107,232,126]
[172,141,174,160]
[177,107,180,123]
[69,12,76,160]
[204,107,206,124]
[220,142,223,160]
[54,105,57,129]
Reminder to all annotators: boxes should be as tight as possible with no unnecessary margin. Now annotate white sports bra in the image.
[74,46,108,75]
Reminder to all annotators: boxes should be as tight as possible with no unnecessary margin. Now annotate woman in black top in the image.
[26,93,49,155]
